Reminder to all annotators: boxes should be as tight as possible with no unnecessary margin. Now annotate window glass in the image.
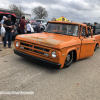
[81,27,86,36]
[46,23,79,36]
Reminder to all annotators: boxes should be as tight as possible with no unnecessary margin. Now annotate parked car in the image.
[14,21,96,69]
[35,19,48,31]
[92,24,100,50]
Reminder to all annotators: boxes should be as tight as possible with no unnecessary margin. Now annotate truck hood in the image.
[16,32,80,49]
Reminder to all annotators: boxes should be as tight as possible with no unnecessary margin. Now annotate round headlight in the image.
[51,51,57,58]
[16,42,19,47]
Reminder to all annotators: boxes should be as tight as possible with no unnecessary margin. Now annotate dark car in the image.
[12,22,19,39]
[95,24,100,34]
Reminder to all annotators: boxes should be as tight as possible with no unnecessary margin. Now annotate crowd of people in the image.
[0,15,42,51]
[18,16,41,34]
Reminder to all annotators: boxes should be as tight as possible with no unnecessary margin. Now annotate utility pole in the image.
[98,17,100,23]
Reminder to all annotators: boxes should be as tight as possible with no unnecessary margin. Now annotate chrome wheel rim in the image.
[67,54,70,62]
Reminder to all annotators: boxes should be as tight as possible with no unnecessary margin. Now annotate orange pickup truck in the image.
[14,21,95,68]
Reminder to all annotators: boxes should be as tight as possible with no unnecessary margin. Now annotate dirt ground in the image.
[0,41,15,57]
[0,40,100,100]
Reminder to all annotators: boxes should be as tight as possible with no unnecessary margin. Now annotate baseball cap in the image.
[8,15,11,18]
[3,16,6,19]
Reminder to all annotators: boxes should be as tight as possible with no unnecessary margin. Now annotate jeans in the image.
[27,31,31,33]
[36,27,40,33]
[20,30,25,34]
[4,32,12,47]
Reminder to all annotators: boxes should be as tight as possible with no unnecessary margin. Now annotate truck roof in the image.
[49,21,87,27]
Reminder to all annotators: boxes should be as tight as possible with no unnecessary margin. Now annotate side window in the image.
[81,27,86,36]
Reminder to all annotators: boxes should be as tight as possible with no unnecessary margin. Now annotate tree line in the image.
[9,4,48,19]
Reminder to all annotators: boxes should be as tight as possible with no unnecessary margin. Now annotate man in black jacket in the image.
[3,15,15,48]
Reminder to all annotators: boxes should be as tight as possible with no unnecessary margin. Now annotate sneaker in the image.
[8,47,12,48]
[0,42,3,44]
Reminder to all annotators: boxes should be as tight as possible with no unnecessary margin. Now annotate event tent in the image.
[56,16,71,22]
[0,10,20,23]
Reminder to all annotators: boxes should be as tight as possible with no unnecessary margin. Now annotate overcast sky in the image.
[1,0,100,23]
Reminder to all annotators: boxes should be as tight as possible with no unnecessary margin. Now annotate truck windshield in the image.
[46,23,79,36]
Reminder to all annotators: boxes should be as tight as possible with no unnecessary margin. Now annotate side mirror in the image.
[86,34,89,37]
[84,34,89,38]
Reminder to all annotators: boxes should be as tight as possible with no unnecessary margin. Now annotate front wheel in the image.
[63,51,73,68]
[94,44,98,51]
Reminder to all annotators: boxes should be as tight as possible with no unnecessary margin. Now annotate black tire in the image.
[94,44,98,51]
[63,51,73,68]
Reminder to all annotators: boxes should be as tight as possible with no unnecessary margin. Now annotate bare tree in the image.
[9,4,24,17]
[32,6,48,19]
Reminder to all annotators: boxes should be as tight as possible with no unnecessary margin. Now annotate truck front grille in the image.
[20,42,32,47]
[20,42,50,56]
[34,46,49,52]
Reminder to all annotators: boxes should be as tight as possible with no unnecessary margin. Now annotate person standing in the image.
[19,16,27,34]
[0,22,2,51]
[91,22,97,35]
[3,15,15,48]
[1,16,6,25]
[27,21,32,33]
[0,16,6,44]
[0,22,2,44]
[62,18,65,21]
[36,21,41,33]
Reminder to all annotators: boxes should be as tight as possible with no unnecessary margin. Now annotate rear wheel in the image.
[63,51,73,68]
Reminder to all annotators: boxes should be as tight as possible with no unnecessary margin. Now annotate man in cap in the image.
[3,15,15,48]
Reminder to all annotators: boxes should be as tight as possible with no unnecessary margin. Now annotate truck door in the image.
[79,27,95,59]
